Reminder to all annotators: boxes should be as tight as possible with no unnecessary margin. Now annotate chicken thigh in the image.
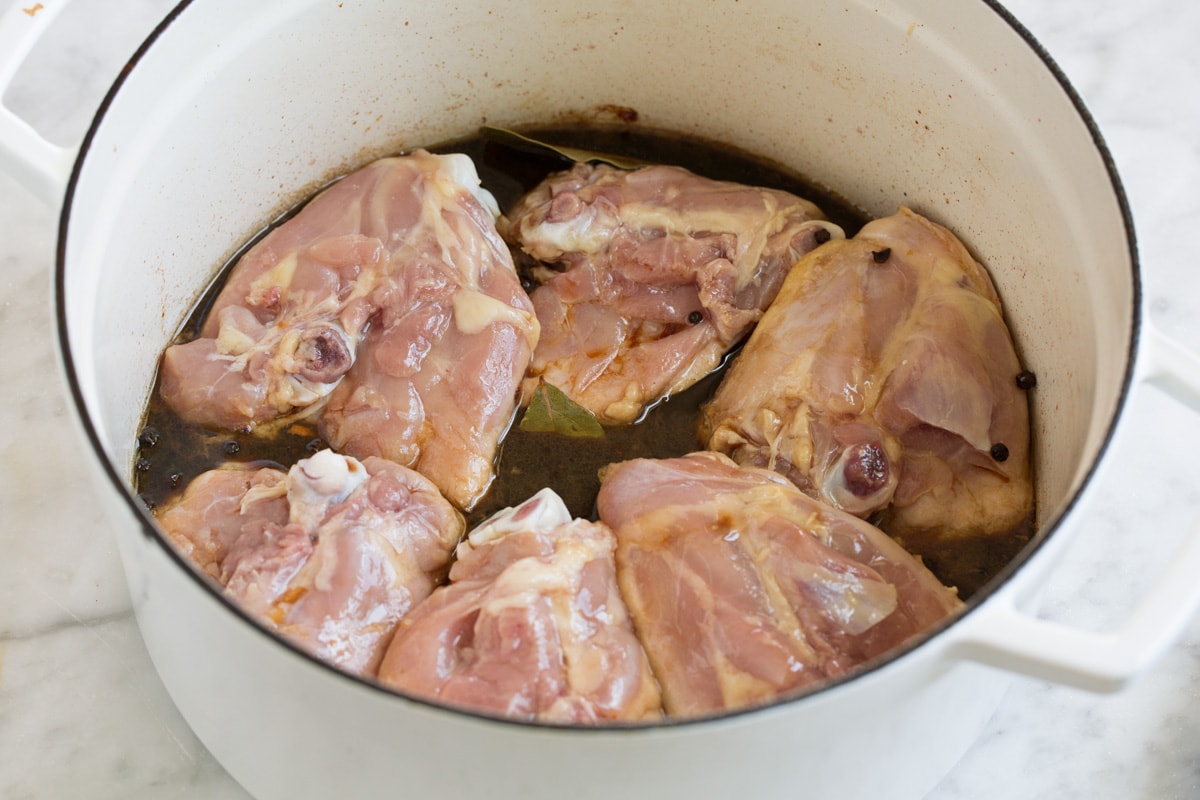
[596,451,962,717]
[320,152,540,510]
[156,449,464,677]
[701,207,1033,548]
[160,151,538,511]
[378,488,662,723]
[160,159,399,430]
[501,162,839,424]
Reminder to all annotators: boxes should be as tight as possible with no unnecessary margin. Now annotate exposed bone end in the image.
[466,487,573,548]
[286,449,370,531]
[824,441,899,517]
[295,325,354,383]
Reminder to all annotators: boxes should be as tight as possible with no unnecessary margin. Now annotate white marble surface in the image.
[2,1,1200,798]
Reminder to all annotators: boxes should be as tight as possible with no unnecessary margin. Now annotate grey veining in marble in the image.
[2,0,1199,798]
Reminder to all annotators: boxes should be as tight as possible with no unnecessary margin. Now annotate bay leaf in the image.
[519,380,606,438]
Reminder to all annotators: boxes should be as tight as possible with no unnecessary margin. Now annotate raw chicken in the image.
[152,464,291,580]
[378,488,662,723]
[596,451,962,717]
[156,449,464,677]
[701,207,1033,547]
[320,152,540,510]
[500,162,840,424]
[159,151,539,511]
[159,160,396,430]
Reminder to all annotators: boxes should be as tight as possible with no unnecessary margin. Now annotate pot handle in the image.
[950,323,1200,692]
[0,1,77,208]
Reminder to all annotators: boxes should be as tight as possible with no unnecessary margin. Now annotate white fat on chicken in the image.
[319,152,539,511]
[434,151,502,220]
[155,449,464,678]
[451,288,540,338]
[702,207,1033,548]
[500,162,838,424]
[378,488,661,723]
[596,451,963,717]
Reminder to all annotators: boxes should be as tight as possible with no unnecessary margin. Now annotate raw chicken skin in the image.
[320,152,539,510]
[160,151,538,510]
[160,160,398,430]
[378,488,662,723]
[701,207,1033,545]
[156,450,464,676]
[596,452,962,717]
[501,162,840,424]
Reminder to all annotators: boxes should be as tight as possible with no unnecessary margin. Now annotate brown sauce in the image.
[132,126,1027,599]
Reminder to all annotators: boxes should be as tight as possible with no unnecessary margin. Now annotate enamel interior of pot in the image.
[60,0,1134,694]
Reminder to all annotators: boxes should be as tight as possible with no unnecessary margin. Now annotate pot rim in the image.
[53,0,1142,731]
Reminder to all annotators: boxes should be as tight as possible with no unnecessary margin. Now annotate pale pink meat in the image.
[153,465,290,580]
[595,451,962,717]
[159,151,538,511]
[378,489,662,723]
[500,162,839,423]
[320,153,539,510]
[159,161,398,430]
[701,207,1033,546]
[156,450,464,677]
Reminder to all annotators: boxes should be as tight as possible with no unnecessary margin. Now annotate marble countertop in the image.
[2,1,1199,797]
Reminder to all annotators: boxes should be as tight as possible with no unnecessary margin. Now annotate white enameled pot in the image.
[4,1,1200,798]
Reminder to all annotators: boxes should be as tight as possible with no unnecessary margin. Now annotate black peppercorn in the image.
[1016,370,1038,390]
[990,443,1010,462]
[135,457,152,473]
[223,440,241,457]
[169,472,183,489]
[137,427,160,449]
[688,311,704,325]
[871,248,891,264]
